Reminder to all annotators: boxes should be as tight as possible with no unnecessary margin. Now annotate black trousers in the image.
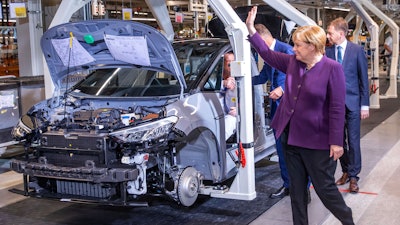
[281,129,354,225]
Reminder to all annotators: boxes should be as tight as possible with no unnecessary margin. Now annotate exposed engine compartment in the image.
[10,94,199,205]
[45,97,165,133]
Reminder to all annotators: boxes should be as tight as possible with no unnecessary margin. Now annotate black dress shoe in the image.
[270,186,289,199]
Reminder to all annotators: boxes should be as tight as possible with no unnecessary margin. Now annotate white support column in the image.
[17,0,43,77]
[350,0,380,108]
[44,0,91,99]
[350,16,362,44]
[356,0,398,99]
[194,11,199,37]
[350,0,380,109]
[28,0,44,76]
[208,0,256,201]
[204,0,316,202]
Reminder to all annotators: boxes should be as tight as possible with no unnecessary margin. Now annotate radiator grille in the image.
[56,180,115,198]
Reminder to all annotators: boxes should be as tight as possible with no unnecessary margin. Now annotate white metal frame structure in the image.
[357,0,399,100]
[205,0,256,200]
[204,0,315,200]
[263,0,316,26]
[349,0,380,108]
[349,0,399,107]
[43,0,91,99]
[145,0,175,42]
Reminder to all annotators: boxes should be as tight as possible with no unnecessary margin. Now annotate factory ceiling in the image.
[52,1,400,30]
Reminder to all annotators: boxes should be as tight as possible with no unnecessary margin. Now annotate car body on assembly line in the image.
[10,20,276,207]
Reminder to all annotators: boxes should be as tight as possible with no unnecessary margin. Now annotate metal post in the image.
[43,0,91,99]
[207,0,256,200]
[356,0,398,99]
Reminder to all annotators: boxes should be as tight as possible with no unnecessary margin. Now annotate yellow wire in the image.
[69,32,73,48]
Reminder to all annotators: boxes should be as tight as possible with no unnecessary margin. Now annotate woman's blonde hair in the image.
[292,25,326,54]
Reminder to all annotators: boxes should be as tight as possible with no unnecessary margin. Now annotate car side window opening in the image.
[174,42,220,89]
[204,56,223,91]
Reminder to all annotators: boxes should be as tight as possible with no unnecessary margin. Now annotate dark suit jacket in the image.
[326,42,370,111]
[252,40,294,91]
[248,33,346,150]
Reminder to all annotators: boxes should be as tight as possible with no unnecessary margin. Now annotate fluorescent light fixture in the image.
[132,18,157,21]
[331,7,351,12]
[323,6,350,12]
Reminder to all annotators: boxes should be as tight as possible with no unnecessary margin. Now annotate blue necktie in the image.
[337,46,343,64]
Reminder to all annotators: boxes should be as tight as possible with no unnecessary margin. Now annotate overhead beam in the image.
[49,0,90,29]
[262,0,316,26]
[166,1,189,6]
[145,0,175,41]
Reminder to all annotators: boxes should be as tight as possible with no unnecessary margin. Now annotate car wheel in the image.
[177,166,200,207]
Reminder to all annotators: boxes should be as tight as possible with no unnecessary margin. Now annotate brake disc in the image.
[177,166,200,207]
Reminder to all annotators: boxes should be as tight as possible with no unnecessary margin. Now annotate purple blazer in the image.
[248,33,346,150]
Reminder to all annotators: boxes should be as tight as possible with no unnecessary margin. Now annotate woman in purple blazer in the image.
[246,6,354,225]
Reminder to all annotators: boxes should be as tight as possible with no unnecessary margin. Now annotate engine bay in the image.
[48,102,164,133]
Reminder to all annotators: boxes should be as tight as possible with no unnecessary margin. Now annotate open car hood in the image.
[41,20,185,89]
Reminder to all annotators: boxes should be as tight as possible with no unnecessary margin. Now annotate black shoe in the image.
[270,186,289,199]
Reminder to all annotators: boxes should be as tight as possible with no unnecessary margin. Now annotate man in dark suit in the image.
[326,17,370,193]
[252,24,294,199]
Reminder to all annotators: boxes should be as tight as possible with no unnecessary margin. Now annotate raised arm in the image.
[245,6,257,36]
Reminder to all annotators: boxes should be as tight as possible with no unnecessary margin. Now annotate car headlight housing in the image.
[110,116,179,143]
[11,115,38,140]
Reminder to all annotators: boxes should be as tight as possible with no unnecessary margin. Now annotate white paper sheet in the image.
[104,34,151,66]
[0,93,14,109]
[51,37,95,67]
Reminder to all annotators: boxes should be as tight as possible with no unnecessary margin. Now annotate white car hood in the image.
[41,20,185,89]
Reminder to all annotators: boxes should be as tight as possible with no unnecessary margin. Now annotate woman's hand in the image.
[246,6,257,36]
[330,145,344,161]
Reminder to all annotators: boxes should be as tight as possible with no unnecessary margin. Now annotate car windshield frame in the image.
[69,39,230,97]
[71,67,181,97]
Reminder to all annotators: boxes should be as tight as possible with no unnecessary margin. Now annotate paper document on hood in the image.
[0,92,14,109]
[51,37,95,67]
[104,34,150,66]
